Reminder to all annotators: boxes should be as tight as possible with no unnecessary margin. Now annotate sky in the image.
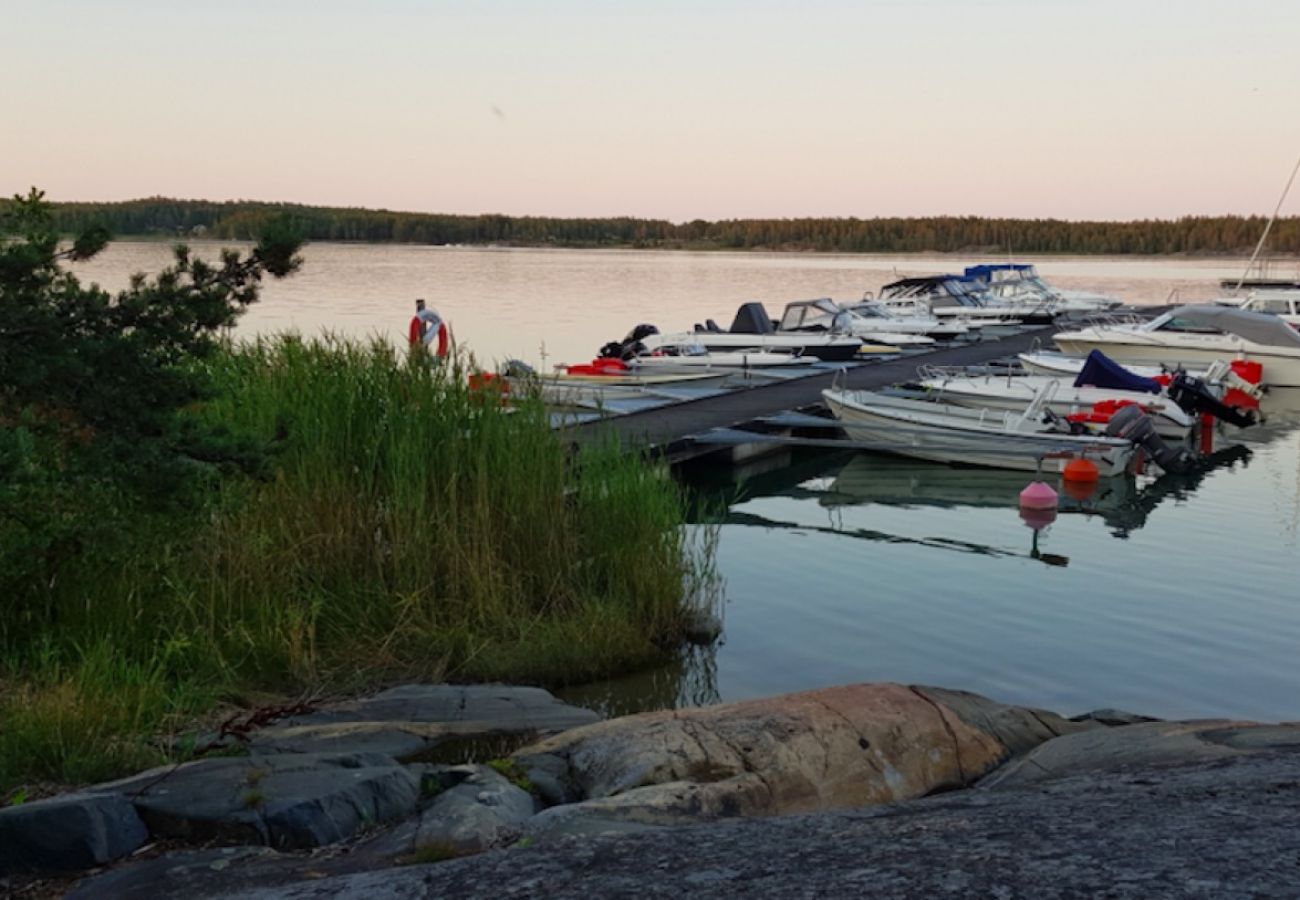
[3,0,1299,221]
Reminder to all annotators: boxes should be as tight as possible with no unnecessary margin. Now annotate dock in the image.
[570,327,1055,463]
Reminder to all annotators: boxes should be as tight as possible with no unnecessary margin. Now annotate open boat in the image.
[821,384,1137,475]
[912,368,1195,438]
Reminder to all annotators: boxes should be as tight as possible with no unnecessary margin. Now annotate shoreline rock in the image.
[5,680,1295,896]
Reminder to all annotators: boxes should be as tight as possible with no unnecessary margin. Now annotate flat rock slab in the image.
[980,720,1300,788]
[0,791,148,877]
[220,752,1300,899]
[246,685,600,761]
[512,682,1086,825]
[94,752,418,849]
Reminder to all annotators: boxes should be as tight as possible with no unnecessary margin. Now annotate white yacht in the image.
[875,275,1034,326]
[1053,305,1300,387]
[965,264,1121,315]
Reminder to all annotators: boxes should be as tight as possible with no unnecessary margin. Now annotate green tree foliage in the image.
[12,196,1300,255]
[0,188,303,608]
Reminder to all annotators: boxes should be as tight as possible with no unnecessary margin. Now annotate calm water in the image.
[74,242,1300,721]
[70,241,1298,368]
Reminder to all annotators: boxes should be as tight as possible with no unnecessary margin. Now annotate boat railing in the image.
[1078,311,1147,329]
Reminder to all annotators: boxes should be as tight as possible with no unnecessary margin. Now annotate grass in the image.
[0,336,718,794]
[486,758,534,793]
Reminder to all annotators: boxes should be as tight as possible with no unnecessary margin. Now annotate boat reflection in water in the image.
[823,446,1253,540]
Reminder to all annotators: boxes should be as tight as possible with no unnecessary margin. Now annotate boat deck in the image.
[569,327,1055,462]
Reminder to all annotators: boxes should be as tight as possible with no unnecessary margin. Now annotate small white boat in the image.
[821,385,1137,475]
[775,297,939,346]
[628,346,810,370]
[913,369,1194,437]
[640,303,866,361]
[1018,351,1183,379]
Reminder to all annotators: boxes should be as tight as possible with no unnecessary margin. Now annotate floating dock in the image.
[569,327,1055,463]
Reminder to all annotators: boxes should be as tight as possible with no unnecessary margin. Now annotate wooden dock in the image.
[570,327,1055,462]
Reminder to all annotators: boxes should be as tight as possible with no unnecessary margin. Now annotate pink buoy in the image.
[1018,481,1059,510]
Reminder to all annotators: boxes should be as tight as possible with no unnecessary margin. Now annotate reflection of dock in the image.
[569,327,1053,462]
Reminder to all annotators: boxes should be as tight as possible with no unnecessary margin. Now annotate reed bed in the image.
[0,336,716,794]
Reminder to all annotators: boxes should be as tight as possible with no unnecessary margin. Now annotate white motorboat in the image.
[964,264,1122,315]
[639,303,867,361]
[1213,289,1300,325]
[821,385,1137,475]
[775,298,936,347]
[1053,304,1300,388]
[913,369,1194,437]
[628,346,810,370]
[1018,351,1183,379]
[875,275,1034,326]
[842,299,972,340]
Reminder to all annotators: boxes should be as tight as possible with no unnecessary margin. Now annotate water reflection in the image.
[556,644,721,720]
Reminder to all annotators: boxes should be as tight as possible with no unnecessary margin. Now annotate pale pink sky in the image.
[4,0,1299,220]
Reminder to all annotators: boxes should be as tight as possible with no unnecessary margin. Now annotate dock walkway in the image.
[570,327,1054,462]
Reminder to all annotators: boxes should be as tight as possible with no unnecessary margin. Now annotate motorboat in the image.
[821,384,1138,475]
[964,264,1122,315]
[1052,304,1300,388]
[775,298,936,347]
[874,275,1034,326]
[1212,289,1300,325]
[637,303,867,362]
[912,367,1195,438]
[841,298,972,340]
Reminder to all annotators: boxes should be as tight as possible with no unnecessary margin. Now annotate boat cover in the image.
[1073,349,1161,394]
[964,264,1035,282]
[1166,304,1300,349]
[730,302,775,334]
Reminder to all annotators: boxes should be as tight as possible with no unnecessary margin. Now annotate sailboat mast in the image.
[1234,151,1300,292]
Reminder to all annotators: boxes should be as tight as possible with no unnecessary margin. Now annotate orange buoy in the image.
[1062,457,1100,484]
[1061,478,1097,502]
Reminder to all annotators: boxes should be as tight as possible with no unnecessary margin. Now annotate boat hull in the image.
[1051,336,1300,388]
[822,390,1135,475]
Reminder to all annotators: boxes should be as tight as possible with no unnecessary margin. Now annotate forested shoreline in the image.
[21,197,1300,255]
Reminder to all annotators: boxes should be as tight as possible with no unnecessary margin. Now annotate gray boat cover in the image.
[1166,304,1300,348]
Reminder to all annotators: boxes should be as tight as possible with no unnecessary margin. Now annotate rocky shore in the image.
[3,682,1297,898]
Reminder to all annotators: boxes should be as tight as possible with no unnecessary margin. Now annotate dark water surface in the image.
[566,408,1300,723]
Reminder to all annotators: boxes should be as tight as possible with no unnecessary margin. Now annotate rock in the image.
[978,719,1300,788]
[0,792,148,876]
[1069,707,1161,727]
[93,752,418,849]
[511,682,1067,825]
[66,848,284,900]
[243,685,600,761]
[412,767,536,852]
[682,610,723,645]
[213,752,1300,899]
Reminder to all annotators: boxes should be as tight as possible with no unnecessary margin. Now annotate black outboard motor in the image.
[1104,405,1196,474]
[1166,373,1256,428]
[597,324,660,361]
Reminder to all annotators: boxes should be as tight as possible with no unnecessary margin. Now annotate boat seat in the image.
[706,319,723,333]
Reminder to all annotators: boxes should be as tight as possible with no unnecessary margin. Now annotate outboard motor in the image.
[626,324,659,343]
[1104,405,1196,474]
[1166,373,1257,428]
[597,340,625,360]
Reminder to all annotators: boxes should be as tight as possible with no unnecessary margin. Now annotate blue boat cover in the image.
[1073,349,1161,393]
[964,264,1033,281]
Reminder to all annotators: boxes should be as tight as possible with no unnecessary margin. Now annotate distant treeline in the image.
[20,197,1300,255]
